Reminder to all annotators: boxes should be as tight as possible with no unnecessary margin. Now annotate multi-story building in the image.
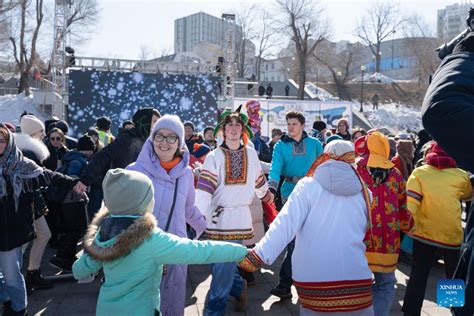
[437,2,472,40]
[0,0,13,53]
[174,12,241,53]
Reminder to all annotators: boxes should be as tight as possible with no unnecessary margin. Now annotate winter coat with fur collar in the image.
[72,209,247,316]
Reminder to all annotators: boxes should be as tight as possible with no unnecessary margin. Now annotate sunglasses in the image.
[50,137,62,141]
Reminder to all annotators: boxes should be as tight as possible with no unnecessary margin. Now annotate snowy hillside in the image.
[306,83,338,101]
[352,72,395,84]
[0,93,50,125]
[360,102,422,132]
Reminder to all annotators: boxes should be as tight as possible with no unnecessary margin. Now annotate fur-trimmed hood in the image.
[13,133,50,163]
[83,208,157,262]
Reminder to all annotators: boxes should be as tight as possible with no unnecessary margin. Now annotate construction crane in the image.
[51,0,72,119]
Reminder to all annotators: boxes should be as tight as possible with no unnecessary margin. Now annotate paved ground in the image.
[12,249,453,316]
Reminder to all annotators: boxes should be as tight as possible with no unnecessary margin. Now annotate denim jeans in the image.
[0,246,27,311]
[278,238,295,289]
[204,241,244,316]
[372,272,396,316]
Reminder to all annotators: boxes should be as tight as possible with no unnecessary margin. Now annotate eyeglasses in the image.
[0,140,6,144]
[50,137,61,141]
[153,134,178,144]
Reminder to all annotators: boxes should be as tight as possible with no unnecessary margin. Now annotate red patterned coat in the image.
[357,165,413,272]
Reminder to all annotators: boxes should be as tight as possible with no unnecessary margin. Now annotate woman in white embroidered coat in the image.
[239,140,375,316]
[195,109,273,316]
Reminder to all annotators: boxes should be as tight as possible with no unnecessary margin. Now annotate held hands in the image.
[238,249,264,273]
[262,191,274,203]
[73,181,87,194]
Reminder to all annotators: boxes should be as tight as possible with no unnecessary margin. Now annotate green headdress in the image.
[213,104,254,140]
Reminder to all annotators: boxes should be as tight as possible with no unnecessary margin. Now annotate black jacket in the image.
[422,33,474,173]
[0,169,78,251]
[44,145,69,171]
[79,129,145,186]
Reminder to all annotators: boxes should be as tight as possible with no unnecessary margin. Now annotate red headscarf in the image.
[425,142,456,169]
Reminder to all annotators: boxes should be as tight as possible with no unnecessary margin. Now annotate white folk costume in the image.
[240,141,374,315]
[195,144,270,240]
[197,107,272,316]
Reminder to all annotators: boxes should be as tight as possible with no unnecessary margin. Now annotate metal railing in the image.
[72,56,215,75]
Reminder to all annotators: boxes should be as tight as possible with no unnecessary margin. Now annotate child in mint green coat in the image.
[73,168,247,316]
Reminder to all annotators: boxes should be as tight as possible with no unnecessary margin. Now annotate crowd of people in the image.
[0,98,473,316]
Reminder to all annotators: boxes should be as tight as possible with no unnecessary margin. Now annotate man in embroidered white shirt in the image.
[196,108,273,316]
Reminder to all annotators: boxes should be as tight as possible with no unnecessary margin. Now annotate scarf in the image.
[306,151,357,177]
[0,127,45,211]
[395,140,414,180]
[425,142,456,169]
[160,157,182,173]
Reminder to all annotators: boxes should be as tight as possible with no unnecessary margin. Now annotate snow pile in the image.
[352,72,395,84]
[305,83,338,101]
[358,102,422,132]
[0,93,50,125]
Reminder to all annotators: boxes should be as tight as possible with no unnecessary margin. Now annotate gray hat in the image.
[151,115,185,148]
[102,168,154,216]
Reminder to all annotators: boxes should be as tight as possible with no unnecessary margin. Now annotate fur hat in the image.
[77,135,96,152]
[20,115,44,136]
[151,115,185,148]
[102,168,154,216]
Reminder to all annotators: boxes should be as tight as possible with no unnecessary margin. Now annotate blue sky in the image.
[77,0,461,59]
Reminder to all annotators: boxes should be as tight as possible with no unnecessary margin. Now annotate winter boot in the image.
[25,269,53,292]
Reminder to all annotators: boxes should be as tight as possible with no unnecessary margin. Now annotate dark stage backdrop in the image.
[68,69,219,137]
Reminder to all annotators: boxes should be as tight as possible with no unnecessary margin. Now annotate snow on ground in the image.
[352,72,395,84]
[355,102,422,133]
[306,83,338,101]
[0,93,50,125]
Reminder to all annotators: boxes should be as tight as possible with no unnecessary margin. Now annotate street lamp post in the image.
[336,70,342,99]
[391,29,396,69]
[360,65,365,112]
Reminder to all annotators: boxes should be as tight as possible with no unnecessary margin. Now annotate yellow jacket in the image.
[407,165,472,248]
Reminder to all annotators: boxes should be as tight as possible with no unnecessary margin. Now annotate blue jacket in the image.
[61,151,88,176]
[268,132,323,198]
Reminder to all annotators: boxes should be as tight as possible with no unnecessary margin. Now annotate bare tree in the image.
[254,8,277,82]
[9,0,44,95]
[44,0,99,73]
[0,1,19,51]
[313,41,363,100]
[402,13,441,88]
[65,0,99,44]
[276,0,330,100]
[355,0,404,73]
[138,45,152,62]
[234,4,257,79]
